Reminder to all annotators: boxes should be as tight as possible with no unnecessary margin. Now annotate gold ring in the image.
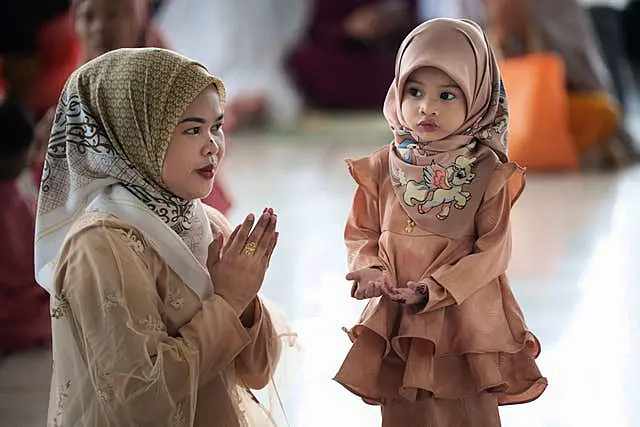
[243,242,257,256]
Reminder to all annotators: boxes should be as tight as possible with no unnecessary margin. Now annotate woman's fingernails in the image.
[247,213,254,221]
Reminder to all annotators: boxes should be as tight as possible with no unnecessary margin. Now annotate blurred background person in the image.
[157,0,311,132]
[0,101,51,353]
[460,0,640,169]
[289,0,417,110]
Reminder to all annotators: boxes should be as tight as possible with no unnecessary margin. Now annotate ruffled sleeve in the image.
[344,150,388,272]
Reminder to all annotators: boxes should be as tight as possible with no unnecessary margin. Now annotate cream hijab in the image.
[35,48,225,298]
[383,18,510,237]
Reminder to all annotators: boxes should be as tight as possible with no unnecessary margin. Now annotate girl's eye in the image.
[440,92,456,101]
[185,127,200,135]
[211,123,223,132]
[409,87,422,97]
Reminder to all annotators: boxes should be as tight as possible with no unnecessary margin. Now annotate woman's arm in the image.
[55,223,253,423]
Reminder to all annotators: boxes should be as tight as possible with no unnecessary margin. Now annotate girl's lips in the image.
[418,122,440,132]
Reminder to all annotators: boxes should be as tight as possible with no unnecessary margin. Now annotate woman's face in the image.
[162,85,225,200]
[400,66,467,142]
[74,0,145,61]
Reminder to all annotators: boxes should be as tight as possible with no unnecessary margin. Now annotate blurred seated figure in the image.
[0,101,51,351]
[580,0,629,113]
[290,0,417,110]
[156,0,310,132]
[622,0,640,93]
[0,0,70,114]
[462,0,639,168]
[24,0,232,214]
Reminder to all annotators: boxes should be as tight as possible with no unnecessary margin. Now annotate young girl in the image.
[335,19,547,425]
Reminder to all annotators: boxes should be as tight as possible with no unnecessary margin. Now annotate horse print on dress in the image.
[392,155,477,220]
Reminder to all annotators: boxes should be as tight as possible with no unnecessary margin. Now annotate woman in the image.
[36,47,284,426]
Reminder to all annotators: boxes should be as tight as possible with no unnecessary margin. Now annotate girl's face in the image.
[74,0,145,61]
[162,85,225,200]
[400,67,467,142]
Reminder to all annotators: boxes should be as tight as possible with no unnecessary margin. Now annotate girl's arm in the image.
[344,157,385,272]
[412,165,524,312]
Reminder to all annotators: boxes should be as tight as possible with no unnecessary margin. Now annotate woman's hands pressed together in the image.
[207,208,279,317]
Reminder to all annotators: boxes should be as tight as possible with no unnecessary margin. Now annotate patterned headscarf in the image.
[35,48,225,293]
[383,19,510,237]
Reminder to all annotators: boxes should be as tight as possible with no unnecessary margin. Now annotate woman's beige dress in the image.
[47,207,281,427]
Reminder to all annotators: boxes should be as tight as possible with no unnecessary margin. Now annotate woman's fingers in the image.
[265,232,279,266]
[228,213,255,253]
[244,210,269,250]
[207,233,223,266]
[257,214,277,253]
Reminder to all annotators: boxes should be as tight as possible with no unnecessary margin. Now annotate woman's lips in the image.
[196,164,215,179]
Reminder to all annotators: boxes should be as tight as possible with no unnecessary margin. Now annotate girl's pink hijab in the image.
[383,18,508,162]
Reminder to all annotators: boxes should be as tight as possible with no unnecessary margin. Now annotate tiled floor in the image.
[2,114,639,426]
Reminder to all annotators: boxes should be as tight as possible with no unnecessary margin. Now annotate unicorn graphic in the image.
[392,156,477,220]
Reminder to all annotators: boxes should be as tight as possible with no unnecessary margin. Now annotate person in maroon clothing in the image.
[290,0,417,109]
[0,101,51,351]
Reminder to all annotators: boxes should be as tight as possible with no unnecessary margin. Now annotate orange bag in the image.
[500,52,580,171]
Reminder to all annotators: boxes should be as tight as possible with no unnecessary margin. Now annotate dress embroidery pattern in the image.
[138,314,167,333]
[95,371,113,404]
[52,380,71,427]
[51,294,70,319]
[117,228,145,254]
[103,293,125,311]
[173,402,187,426]
[166,288,184,311]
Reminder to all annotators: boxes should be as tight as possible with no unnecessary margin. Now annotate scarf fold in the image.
[35,48,225,299]
[383,19,509,236]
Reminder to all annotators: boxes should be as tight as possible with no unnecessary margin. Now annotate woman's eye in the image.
[211,123,223,132]
[185,127,200,135]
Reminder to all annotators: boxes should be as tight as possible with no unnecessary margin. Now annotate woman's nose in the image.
[206,137,220,157]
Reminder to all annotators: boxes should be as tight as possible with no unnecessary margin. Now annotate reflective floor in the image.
[2,113,639,426]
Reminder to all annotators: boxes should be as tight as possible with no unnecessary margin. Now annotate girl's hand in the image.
[382,280,429,305]
[346,267,386,300]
